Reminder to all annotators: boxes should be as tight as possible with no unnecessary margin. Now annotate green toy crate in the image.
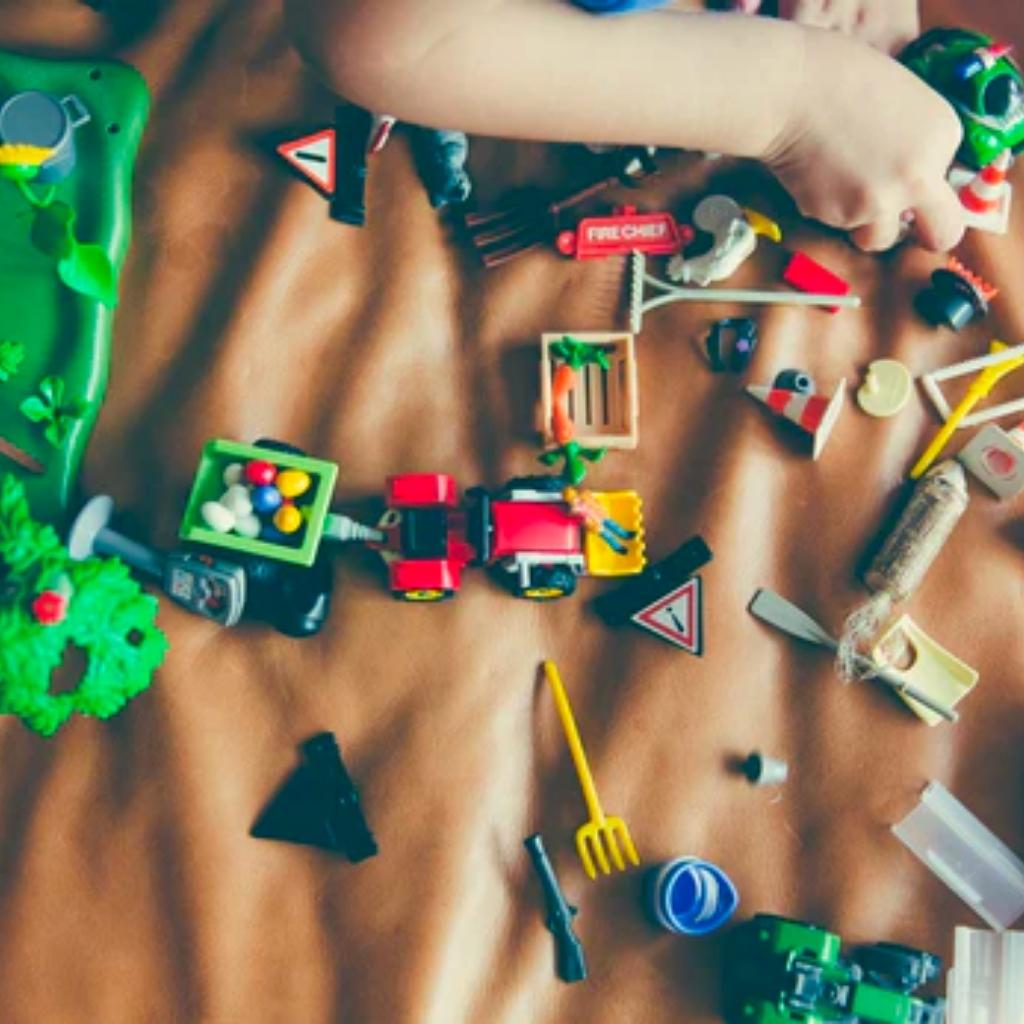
[0,52,149,523]
[180,439,339,567]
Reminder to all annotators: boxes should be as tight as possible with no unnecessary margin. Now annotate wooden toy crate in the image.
[539,332,638,450]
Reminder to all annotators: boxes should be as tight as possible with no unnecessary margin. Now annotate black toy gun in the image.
[524,833,587,984]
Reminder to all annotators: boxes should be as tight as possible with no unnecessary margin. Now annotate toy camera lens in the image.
[983,76,1019,118]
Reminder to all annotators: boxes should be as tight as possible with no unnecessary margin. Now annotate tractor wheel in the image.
[519,566,577,601]
[397,588,451,603]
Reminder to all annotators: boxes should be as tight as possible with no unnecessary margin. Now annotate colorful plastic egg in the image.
[234,513,262,539]
[276,469,311,500]
[222,462,244,486]
[201,500,235,534]
[221,483,253,518]
[245,459,277,487]
[273,503,303,535]
[251,485,283,515]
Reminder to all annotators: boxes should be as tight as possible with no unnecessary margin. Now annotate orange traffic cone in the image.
[958,149,1011,214]
[747,380,847,460]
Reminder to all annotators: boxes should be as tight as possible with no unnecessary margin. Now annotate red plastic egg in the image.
[244,459,277,487]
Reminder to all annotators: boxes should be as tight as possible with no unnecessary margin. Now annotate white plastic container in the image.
[892,781,1024,931]
[947,927,1024,1023]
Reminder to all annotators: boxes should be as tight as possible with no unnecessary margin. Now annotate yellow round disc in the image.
[857,359,913,418]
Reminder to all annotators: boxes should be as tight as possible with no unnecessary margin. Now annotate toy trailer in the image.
[179,439,339,567]
[540,332,639,451]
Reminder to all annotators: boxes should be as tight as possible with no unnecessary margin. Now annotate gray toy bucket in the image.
[0,90,91,184]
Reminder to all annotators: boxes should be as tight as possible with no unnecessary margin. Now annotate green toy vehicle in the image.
[724,914,946,1024]
[901,28,1024,169]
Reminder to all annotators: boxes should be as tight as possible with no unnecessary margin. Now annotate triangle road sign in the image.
[631,575,703,655]
[276,128,336,196]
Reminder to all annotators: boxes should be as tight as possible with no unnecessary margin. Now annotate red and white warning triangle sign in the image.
[631,575,703,655]
[276,128,336,196]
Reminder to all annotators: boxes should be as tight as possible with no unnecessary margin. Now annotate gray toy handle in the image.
[67,495,165,580]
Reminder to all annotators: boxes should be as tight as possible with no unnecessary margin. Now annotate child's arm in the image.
[286,0,964,251]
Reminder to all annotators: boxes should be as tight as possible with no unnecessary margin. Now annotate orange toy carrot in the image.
[551,362,577,446]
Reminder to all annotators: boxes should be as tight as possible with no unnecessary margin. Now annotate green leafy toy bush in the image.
[0,475,167,736]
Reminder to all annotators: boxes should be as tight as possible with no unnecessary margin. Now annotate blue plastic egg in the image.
[252,485,283,515]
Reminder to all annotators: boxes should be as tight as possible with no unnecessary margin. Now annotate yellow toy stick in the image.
[910,341,1024,479]
[543,660,639,880]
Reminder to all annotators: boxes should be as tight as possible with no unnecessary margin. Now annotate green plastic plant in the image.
[19,376,88,447]
[0,339,24,383]
[0,147,118,307]
[550,335,610,371]
[0,474,167,737]
[539,439,607,487]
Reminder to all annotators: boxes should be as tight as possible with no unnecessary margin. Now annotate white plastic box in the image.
[892,781,1024,931]
[947,927,1024,1024]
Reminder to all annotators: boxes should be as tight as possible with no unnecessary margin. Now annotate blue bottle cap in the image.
[647,857,739,935]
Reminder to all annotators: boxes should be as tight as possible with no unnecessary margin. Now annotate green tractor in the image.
[901,27,1024,169]
[724,914,946,1024]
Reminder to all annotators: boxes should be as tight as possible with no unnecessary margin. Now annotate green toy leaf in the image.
[538,450,561,466]
[19,395,50,424]
[43,418,70,448]
[0,340,25,383]
[19,376,86,449]
[30,201,76,260]
[57,244,118,307]
[39,375,62,407]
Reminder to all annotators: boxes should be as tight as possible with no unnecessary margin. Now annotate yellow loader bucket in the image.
[584,491,646,577]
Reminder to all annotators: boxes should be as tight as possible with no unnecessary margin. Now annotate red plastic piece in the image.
[245,459,277,486]
[389,558,463,594]
[490,501,580,559]
[386,473,459,508]
[556,205,695,260]
[782,251,850,314]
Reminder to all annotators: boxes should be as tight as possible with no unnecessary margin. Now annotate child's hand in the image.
[735,0,918,55]
[762,28,964,252]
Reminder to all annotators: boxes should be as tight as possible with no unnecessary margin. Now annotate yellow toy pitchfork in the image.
[543,660,639,880]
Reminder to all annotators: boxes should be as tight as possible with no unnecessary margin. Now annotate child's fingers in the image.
[911,186,966,253]
[849,214,904,253]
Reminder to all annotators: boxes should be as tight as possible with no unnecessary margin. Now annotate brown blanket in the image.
[1,1,1022,1021]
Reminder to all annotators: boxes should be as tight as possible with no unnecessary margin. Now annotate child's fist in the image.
[736,0,919,55]
[763,28,964,252]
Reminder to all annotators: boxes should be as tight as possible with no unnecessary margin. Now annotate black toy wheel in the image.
[852,942,942,994]
[518,565,577,600]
